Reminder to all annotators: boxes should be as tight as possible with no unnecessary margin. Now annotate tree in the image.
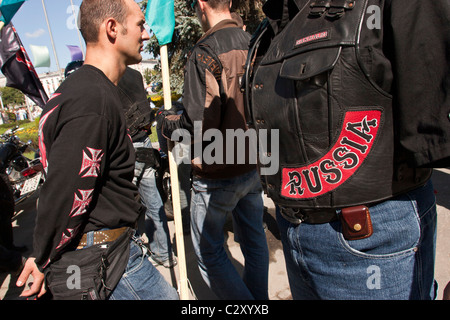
[140,0,266,95]
[0,86,25,109]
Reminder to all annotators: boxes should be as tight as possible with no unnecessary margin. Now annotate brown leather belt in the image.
[77,227,128,249]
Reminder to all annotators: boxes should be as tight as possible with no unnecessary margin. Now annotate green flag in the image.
[0,0,27,25]
[145,0,175,46]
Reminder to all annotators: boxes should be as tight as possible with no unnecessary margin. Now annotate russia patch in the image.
[295,30,329,47]
[281,110,382,199]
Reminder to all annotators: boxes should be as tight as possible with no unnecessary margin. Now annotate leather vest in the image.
[118,67,153,139]
[245,0,431,209]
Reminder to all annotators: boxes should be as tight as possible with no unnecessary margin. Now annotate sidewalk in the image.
[1,169,449,300]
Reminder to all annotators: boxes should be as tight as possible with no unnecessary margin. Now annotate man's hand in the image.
[155,108,176,131]
[16,257,46,298]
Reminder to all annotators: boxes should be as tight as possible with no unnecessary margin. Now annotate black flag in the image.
[0,22,48,108]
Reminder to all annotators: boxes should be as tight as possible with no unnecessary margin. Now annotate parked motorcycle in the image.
[0,125,44,205]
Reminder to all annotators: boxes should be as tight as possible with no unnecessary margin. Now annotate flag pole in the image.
[160,44,190,300]
[145,0,189,299]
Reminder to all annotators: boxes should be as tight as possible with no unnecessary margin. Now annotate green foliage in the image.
[0,86,25,107]
[149,126,159,143]
[0,118,39,149]
[148,92,182,109]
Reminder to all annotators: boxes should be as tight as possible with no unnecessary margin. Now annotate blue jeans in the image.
[277,180,437,300]
[109,235,179,300]
[134,138,173,262]
[190,169,269,300]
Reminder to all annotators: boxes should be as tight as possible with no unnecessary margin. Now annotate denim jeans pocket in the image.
[123,240,147,276]
[337,194,421,258]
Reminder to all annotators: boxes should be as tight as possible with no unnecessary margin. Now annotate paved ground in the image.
[1,168,449,300]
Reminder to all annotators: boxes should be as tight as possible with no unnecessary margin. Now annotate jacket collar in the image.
[197,19,239,43]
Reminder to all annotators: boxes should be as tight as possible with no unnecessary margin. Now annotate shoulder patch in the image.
[196,53,221,81]
[281,110,382,199]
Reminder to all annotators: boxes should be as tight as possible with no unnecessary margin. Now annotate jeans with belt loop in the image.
[277,180,438,300]
[109,234,179,300]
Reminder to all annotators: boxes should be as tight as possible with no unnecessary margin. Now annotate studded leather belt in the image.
[77,226,129,249]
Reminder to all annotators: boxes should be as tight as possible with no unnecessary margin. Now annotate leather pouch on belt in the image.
[340,205,373,240]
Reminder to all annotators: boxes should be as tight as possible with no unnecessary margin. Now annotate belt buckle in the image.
[280,206,305,224]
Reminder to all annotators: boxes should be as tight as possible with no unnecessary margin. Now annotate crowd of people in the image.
[1,0,448,301]
[0,107,37,125]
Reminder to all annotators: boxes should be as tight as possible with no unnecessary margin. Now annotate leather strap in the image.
[279,206,338,224]
[309,0,355,18]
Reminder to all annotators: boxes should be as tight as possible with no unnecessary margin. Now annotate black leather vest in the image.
[118,67,153,140]
[245,0,431,209]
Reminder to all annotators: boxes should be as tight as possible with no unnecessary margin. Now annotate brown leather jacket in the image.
[181,19,256,179]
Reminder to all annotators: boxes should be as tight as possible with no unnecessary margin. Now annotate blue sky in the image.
[11,0,151,73]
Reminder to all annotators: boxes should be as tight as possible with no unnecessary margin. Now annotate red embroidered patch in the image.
[281,110,382,199]
[69,189,94,217]
[79,147,103,178]
[295,30,329,47]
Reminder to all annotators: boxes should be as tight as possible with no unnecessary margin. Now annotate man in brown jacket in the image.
[159,0,269,299]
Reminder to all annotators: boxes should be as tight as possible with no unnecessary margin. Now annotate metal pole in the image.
[41,0,62,77]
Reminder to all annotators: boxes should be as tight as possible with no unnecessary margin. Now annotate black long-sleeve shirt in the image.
[33,65,142,270]
[383,0,450,167]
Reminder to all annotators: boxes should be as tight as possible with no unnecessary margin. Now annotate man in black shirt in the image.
[16,0,178,300]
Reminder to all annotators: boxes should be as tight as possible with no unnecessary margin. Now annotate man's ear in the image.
[198,0,207,12]
[105,18,119,41]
